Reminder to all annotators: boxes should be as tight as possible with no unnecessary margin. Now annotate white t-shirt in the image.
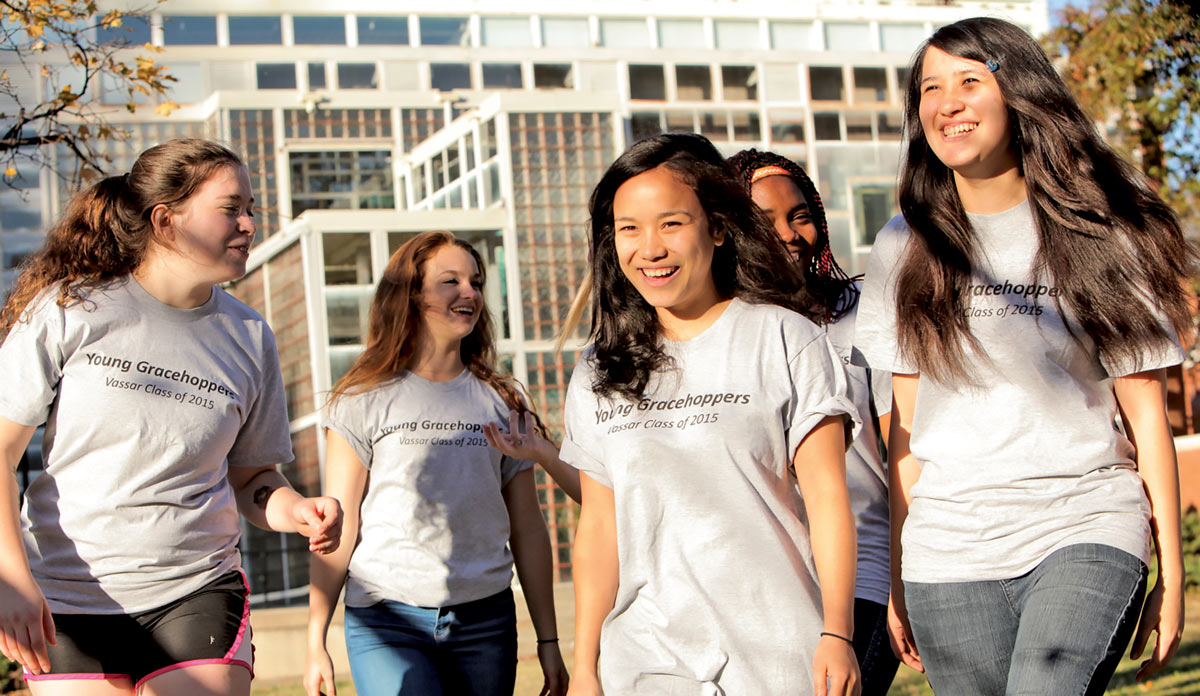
[854,201,1181,583]
[824,282,891,606]
[324,369,532,608]
[560,298,858,695]
[0,276,293,614]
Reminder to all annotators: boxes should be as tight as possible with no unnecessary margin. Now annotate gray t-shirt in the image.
[0,276,293,614]
[824,282,891,606]
[324,369,532,608]
[560,299,858,695]
[854,201,1181,583]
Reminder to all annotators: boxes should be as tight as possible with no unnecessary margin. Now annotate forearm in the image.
[307,528,356,649]
[888,374,920,599]
[572,477,618,678]
[0,421,37,581]
[233,467,303,532]
[511,511,560,641]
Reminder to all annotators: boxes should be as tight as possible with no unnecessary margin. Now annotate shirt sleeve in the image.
[323,391,374,470]
[785,332,862,463]
[853,215,917,375]
[500,453,534,487]
[557,357,612,489]
[0,294,65,426]
[1098,295,1186,377]
[228,325,294,468]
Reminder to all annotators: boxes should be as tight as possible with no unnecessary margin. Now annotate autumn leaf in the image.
[154,100,179,117]
[3,168,16,179]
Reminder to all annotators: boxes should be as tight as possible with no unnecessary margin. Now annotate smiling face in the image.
[161,165,256,285]
[750,175,818,264]
[418,244,483,347]
[612,165,725,325]
[918,45,1018,181]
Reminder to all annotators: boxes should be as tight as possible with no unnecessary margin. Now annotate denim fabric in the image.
[854,598,900,696]
[904,543,1147,696]
[343,588,517,696]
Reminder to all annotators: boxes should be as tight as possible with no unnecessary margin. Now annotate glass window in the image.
[714,20,760,50]
[308,62,326,90]
[290,151,394,215]
[666,111,694,132]
[358,16,409,45]
[699,111,727,139]
[323,232,373,285]
[533,63,573,89]
[770,21,812,50]
[541,17,589,48]
[814,112,841,140]
[325,291,372,345]
[100,72,150,105]
[879,111,904,140]
[631,111,663,140]
[483,63,523,89]
[293,16,346,44]
[165,63,205,103]
[880,23,926,53]
[256,63,297,90]
[337,63,377,89]
[731,112,760,140]
[809,66,845,101]
[853,67,888,102]
[675,65,712,101]
[420,17,470,46]
[825,22,871,52]
[629,64,666,100]
[97,14,150,45]
[769,110,806,142]
[229,16,282,45]
[895,66,913,93]
[854,183,896,245]
[600,18,648,48]
[722,65,757,101]
[846,111,873,140]
[162,15,217,45]
[431,63,471,91]
[481,17,531,47]
[657,19,705,49]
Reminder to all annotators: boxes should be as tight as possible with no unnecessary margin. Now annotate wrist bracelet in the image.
[820,631,854,647]
[537,638,559,644]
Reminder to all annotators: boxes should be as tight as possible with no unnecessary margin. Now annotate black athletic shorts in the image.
[26,570,253,689]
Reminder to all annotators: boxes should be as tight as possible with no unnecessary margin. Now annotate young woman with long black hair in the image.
[854,17,1192,694]
[562,133,861,696]
[304,231,569,696]
[0,138,342,696]
[729,148,899,696]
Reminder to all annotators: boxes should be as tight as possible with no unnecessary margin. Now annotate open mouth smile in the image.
[942,122,977,137]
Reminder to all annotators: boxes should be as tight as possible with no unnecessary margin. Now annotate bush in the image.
[0,656,21,692]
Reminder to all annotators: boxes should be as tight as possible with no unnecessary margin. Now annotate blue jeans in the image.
[854,598,900,696]
[904,543,1147,696]
[343,588,517,696]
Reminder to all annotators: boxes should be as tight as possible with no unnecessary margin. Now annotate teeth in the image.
[642,267,677,278]
[451,307,474,314]
[943,123,977,137]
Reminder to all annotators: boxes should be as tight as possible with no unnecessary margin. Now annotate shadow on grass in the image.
[1107,638,1200,696]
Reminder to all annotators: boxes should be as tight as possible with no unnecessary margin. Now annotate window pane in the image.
[825,22,871,52]
[895,66,913,93]
[163,15,216,45]
[854,184,896,245]
[853,67,888,102]
[731,112,760,140]
[809,66,845,101]
[629,64,665,100]
[325,291,372,345]
[483,63,523,89]
[293,16,346,45]
[420,17,470,46]
[814,112,841,140]
[337,63,377,89]
[714,20,760,50]
[431,63,472,91]
[97,14,150,45]
[666,111,694,132]
[675,65,712,101]
[290,150,394,215]
[541,17,589,48]
[600,18,648,48]
[323,232,373,285]
[481,17,531,47]
[229,16,282,45]
[358,16,409,45]
[308,62,326,90]
[722,65,757,101]
[533,63,573,89]
[770,110,806,142]
[880,23,926,53]
[658,19,705,49]
[770,21,812,50]
[699,111,727,139]
[878,111,904,140]
[165,63,205,103]
[631,111,663,140]
[846,111,873,140]
[257,63,297,90]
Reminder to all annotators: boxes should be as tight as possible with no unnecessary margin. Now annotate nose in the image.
[937,90,965,116]
[773,217,796,247]
[238,212,256,238]
[637,228,667,260]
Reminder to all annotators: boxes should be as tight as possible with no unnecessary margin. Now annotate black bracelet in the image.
[537,637,559,644]
[820,631,854,647]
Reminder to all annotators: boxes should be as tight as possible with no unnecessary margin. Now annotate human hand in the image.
[537,641,570,696]
[484,410,556,465]
[887,595,923,672]
[813,633,860,696]
[0,571,56,675]
[564,667,602,696]
[292,496,343,554]
[1131,576,1183,680]
[303,643,337,696]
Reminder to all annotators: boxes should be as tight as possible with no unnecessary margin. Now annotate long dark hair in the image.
[896,17,1193,382]
[727,148,859,323]
[328,231,547,435]
[587,133,811,401]
[1,139,244,336]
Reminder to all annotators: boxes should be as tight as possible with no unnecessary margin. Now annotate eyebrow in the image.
[219,194,256,206]
[921,67,985,84]
[613,210,694,222]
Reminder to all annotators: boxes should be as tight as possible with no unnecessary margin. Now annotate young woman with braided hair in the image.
[728,148,899,696]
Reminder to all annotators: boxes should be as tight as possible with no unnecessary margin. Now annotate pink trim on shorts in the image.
[24,672,130,682]
[132,569,255,691]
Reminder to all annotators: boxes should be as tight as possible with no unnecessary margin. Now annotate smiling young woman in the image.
[853,17,1194,695]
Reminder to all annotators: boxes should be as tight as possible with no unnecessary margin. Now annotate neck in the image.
[132,252,213,309]
[410,333,466,382]
[656,295,733,341]
[953,166,1027,215]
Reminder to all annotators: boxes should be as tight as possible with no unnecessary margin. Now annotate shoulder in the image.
[870,214,913,260]
[731,300,828,362]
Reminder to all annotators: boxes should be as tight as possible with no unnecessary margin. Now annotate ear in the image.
[149,203,175,243]
[712,224,727,247]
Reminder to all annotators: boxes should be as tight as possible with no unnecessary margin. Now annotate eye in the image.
[921,83,939,94]
[790,212,812,224]
[470,280,483,289]
[617,224,637,233]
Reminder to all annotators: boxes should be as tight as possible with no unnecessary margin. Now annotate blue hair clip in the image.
[985,59,1000,72]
